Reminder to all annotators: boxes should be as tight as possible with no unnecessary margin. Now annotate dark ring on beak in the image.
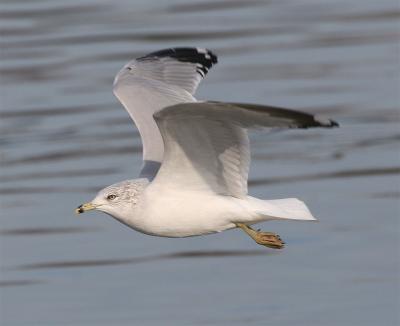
[76,205,84,214]
[75,202,96,214]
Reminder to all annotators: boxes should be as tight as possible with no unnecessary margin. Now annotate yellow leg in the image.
[235,223,285,249]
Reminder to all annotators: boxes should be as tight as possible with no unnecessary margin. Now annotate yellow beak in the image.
[75,202,96,214]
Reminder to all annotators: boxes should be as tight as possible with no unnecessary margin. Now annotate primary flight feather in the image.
[76,47,338,248]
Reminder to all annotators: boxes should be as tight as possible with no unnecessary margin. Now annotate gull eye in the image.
[107,194,117,201]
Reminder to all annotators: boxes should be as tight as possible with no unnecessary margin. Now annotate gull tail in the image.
[248,197,317,222]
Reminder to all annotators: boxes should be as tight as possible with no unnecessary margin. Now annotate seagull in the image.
[76,47,338,249]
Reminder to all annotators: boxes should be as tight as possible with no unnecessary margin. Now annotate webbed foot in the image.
[235,223,285,249]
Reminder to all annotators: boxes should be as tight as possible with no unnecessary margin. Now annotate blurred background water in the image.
[0,0,399,325]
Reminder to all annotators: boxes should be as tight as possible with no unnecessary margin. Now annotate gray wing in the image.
[113,48,218,178]
[152,101,338,198]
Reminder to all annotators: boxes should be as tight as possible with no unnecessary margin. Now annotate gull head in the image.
[75,179,149,220]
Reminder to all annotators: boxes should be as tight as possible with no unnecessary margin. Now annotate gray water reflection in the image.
[1,0,399,325]
[0,226,100,236]
[0,280,44,288]
[16,250,269,270]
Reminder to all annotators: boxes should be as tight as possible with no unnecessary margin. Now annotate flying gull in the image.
[76,47,338,249]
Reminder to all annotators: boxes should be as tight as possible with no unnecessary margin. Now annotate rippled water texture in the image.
[1,0,399,325]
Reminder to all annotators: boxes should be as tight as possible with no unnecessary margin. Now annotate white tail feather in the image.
[251,197,317,221]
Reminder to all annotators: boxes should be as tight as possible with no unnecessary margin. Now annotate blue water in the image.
[1,0,399,325]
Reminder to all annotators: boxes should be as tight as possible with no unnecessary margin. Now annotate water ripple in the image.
[15,250,270,270]
[0,226,100,236]
[0,280,44,287]
[167,0,266,13]
[2,145,141,166]
[249,166,400,186]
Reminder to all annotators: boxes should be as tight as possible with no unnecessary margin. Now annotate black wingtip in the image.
[138,47,218,78]
[330,119,340,127]
[313,115,340,128]
[323,119,339,128]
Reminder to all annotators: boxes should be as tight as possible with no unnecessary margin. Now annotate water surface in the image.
[1,0,399,325]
